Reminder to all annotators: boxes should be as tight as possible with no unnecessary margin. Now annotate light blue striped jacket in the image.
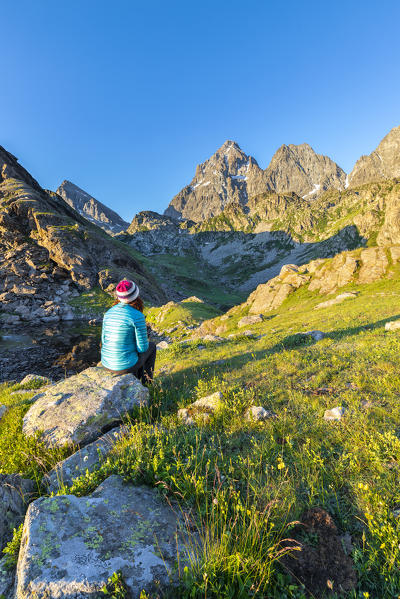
[101,303,149,371]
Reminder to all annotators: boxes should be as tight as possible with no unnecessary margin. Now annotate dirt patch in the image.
[281,507,357,597]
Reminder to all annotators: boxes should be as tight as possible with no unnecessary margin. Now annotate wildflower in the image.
[277,459,285,470]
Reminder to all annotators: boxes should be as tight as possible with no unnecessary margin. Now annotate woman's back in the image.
[101,303,148,371]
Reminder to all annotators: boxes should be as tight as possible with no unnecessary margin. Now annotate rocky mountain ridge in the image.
[0,146,165,327]
[164,124,400,224]
[122,173,400,303]
[56,180,128,234]
[164,140,347,222]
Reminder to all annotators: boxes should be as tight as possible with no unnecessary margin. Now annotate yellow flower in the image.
[277,460,285,470]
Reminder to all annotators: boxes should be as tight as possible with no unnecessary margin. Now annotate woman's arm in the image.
[134,311,149,354]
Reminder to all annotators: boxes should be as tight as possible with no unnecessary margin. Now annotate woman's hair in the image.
[113,296,144,312]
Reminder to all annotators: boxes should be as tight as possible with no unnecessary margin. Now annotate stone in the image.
[305,330,325,341]
[156,340,169,350]
[19,373,52,387]
[242,330,257,337]
[178,391,223,426]
[238,314,263,328]
[191,391,223,412]
[45,426,128,493]
[203,334,224,342]
[324,406,346,421]
[245,406,275,421]
[0,405,6,420]
[0,556,15,598]
[0,313,21,324]
[385,320,400,331]
[0,474,36,551]
[15,475,195,599]
[315,292,358,309]
[22,367,149,448]
[177,408,195,426]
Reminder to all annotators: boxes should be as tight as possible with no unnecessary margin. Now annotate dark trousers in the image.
[104,342,157,385]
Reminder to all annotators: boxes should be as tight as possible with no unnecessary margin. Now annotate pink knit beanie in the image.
[115,279,140,303]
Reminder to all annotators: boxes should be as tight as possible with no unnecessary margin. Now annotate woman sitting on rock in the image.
[101,279,156,385]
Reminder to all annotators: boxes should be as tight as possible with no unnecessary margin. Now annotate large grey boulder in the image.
[0,474,36,551]
[45,426,128,493]
[22,367,149,448]
[15,475,195,599]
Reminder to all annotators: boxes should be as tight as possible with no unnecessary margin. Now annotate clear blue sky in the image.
[2,0,400,222]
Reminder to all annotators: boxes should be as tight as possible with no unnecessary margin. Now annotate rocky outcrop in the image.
[247,264,311,314]
[0,145,165,326]
[243,245,400,314]
[349,125,400,187]
[15,475,195,599]
[56,180,129,234]
[22,366,149,447]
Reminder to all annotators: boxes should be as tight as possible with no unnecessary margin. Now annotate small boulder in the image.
[203,334,224,342]
[238,314,263,328]
[0,405,6,420]
[191,391,223,412]
[15,476,196,599]
[385,320,400,331]
[245,406,275,421]
[324,406,346,421]
[315,292,357,309]
[178,392,223,426]
[22,367,149,448]
[45,426,128,493]
[305,330,325,341]
[156,340,170,350]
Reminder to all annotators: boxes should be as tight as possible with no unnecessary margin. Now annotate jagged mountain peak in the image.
[265,142,347,198]
[56,180,128,235]
[348,124,400,187]
[165,141,261,222]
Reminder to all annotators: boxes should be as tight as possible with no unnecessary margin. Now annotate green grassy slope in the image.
[3,275,400,596]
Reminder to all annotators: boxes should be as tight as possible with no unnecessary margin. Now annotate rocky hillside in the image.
[0,146,165,326]
[349,124,400,187]
[164,140,346,222]
[56,180,128,234]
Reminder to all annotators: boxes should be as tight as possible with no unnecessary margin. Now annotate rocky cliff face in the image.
[0,146,165,326]
[164,140,346,222]
[56,180,128,234]
[348,125,400,187]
